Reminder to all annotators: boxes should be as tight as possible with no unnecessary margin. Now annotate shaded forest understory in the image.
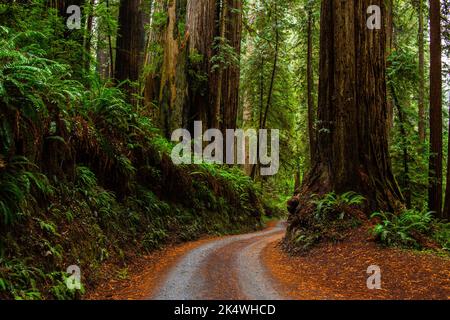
[0,0,450,300]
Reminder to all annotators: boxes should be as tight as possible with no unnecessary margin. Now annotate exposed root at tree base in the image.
[264,226,450,300]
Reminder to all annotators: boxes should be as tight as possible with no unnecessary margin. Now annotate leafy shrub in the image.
[371,209,449,251]
[0,157,52,225]
[312,191,365,221]
[285,191,365,255]
[433,223,450,252]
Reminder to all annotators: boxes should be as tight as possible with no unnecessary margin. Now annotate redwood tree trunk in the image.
[418,0,426,143]
[289,0,403,215]
[428,0,443,218]
[115,0,146,102]
[186,0,218,131]
[144,0,242,135]
[306,7,316,162]
[220,0,242,131]
[444,91,450,220]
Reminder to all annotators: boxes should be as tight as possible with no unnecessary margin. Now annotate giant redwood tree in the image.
[144,0,242,137]
[428,0,443,218]
[287,0,403,225]
[115,0,146,102]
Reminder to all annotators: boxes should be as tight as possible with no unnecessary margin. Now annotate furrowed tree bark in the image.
[115,0,146,104]
[186,0,217,131]
[157,0,189,137]
[288,0,403,217]
[213,0,228,129]
[306,6,316,162]
[220,0,242,131]
[144,0,242,136]
[386,0,394,133]
[428,0,443,218]
[418,0,426,143]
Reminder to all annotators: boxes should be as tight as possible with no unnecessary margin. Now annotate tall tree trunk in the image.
[428,0,443,218]
[107,0,114,78]
[96,5,112,81]
[261,5,279,130]
[418,0,426,143]
[444,90,450,220]
[386,0,394,133]
[251,4,279,180]
[288,0,403,217]
[83,0,95,73]
[306,7,316,162]
[390,84,411,208]
[220,0,242,131]
[143,0,242,135]
[115,0,146,104]
[186,0,218,131]
[213,0,228,129]
[157,0,189,137]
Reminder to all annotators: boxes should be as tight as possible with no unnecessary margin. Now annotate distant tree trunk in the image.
[386,0,394,133]
[428,0,443,218]
[220,0,242,131]
[306,7,316,162]
[96,29,110,79]
[107,0,114,78]
[444,90,450,220]
[96,0,115,79]
[186,0,218,131]
[251,4,279,180]
[259,56,264,129]
[262,5,279,130]
[115,0,146,103]
[213,1,228,129]
[288,0,403,216]
[157,0,189,137]
[418,0,426,143]
[390,84,411,208]
[83,0,95,73]
[144,0,242,135]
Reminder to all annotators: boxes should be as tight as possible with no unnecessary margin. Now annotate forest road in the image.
[152,222,287,300]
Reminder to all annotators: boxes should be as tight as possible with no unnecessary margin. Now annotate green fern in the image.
[312,191,365,221]
[371,209,434,249]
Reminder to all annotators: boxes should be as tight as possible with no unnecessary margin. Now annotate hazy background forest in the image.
[0,0,449,300]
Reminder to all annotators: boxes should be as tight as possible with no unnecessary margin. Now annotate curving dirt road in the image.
[152,222,286,300]
[89,220,450,300]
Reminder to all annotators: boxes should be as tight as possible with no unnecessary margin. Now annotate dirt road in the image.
[89,221,449,300]
[152,222,286,300]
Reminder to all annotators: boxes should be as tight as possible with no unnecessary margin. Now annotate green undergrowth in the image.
[285,189,450,255]
[284,192,366,255]
[0,25,268,299]
[371,209,450,252]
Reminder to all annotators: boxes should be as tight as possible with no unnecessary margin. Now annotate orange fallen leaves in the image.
[263,226,450,300]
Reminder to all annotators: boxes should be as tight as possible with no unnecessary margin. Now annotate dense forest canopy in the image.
[0,0,449,300]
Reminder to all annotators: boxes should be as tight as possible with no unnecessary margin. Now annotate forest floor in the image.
[87,221,450,300]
